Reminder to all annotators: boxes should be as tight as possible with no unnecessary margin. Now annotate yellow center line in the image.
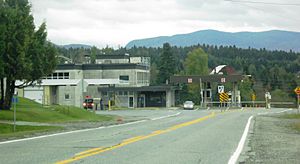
[74,147,103,157]
[55,112,216,164]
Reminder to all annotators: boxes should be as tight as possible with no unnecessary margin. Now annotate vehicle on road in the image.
[83,97,94,109]
[183,101,194,110]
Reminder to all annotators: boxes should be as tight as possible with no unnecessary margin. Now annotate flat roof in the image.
[84,79,128,85]
[98,85,178,92]
[170,75,244,83]
[56,64,148,70]
[96,54,130,59]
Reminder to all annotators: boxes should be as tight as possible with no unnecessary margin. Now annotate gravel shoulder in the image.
[239,112,300,164]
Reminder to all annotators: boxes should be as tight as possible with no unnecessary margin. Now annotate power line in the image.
[225,0,300,6]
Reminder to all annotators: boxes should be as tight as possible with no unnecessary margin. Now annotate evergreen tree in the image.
[0,0,57,110]
[0,0,5,105]
[157,43,175,84]
[90,46,97,64]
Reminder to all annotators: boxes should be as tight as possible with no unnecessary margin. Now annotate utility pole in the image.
[199,78,203,107]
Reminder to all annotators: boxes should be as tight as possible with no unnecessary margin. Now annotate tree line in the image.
[56,43,300,103]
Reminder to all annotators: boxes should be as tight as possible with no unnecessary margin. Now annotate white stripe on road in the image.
[0,119,147,145]
[228,116,253,164]
[151,112,181,121]
[258,108,293,115]
[228,108,294,164]
[0,111,182,145]
[0,120,147,145]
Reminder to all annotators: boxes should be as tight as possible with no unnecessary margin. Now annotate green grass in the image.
[278,113,300,132]
[294,122,300,132]
[279,113,300,119]
[0,97,113,123]
[0,123,62,138]
[111,106,161,110]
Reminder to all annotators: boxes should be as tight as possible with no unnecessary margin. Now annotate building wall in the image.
[96,58,129,64]
[102,69,137,86]
[83,70,102,79]
[27,62,151,108]
[56,83,83,107]
[69,69,83,79]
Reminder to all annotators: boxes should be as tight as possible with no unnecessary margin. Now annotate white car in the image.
[183,101,194,110]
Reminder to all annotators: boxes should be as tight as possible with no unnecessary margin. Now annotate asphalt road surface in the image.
[0,108,291,164]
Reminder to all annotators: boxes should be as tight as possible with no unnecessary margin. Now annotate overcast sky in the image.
[29,0,300,48]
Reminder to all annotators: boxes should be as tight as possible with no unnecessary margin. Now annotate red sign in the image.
[295,87,300,95]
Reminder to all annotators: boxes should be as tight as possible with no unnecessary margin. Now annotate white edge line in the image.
[151,112,181,121]
[0,119,147,145]
[0,111,182,145]
[228,115,253,164]
[228,108,294,164]
[258,108,293,116]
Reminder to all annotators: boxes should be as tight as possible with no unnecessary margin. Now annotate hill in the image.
[126,29,300,52]
[60,44,92,49]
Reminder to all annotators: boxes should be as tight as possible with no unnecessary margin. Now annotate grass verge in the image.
[0,123,62,139]
[111,106,161,110]
[0,97,113,123]
[278,113,300,132]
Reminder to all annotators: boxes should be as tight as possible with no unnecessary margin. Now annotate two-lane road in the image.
[0,108,289,164]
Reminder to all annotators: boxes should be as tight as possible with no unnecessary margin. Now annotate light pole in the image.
[199,78,203,107]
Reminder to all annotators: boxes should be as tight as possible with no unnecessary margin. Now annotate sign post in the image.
[12,94,18,132]
[265,92,271,109]
[294,87,300,113]
[251,93,256,107]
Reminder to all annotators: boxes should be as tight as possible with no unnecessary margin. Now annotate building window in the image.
[104,60,112,64]
[53,73,58,79]
[64,72,69,79]
[102,91,108,96]
[65,94,70,100]
[58,72,64,79]
[43,72,70,80]
[119,75,129,81]
[119,91,123,95]
[124,91,128,96]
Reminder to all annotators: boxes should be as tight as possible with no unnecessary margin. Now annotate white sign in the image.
[218,85,224,93]
[187,78,193,83]
[265,92,271,99]
[221,78,226,83]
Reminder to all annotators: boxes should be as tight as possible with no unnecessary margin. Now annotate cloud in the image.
[29,0,300,47]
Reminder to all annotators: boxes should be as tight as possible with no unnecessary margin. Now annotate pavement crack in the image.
[197,158,202,164]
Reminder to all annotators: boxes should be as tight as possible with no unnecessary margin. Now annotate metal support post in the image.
[199,78,203,107]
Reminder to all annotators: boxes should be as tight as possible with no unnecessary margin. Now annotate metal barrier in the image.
[202,101,295,108]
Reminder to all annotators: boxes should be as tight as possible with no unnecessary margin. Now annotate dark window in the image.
[84,99,93,103]
[104,60,112,64]
[65,94,70,100]
[53,73,58,79]
[64,72,69,79]
[102,91,108,96]
[58,72,63,79]
[119,75,129,81]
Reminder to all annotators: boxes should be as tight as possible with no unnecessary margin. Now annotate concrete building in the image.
[20,55,176,108]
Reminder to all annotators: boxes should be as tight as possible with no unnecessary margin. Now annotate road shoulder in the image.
[239,111,300,163]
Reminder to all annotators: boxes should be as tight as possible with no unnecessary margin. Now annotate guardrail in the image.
[200,101,296,108]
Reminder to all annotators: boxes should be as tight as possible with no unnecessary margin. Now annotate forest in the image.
[56,44,300,104]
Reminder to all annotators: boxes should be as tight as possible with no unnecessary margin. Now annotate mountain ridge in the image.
[126,29,300,52]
